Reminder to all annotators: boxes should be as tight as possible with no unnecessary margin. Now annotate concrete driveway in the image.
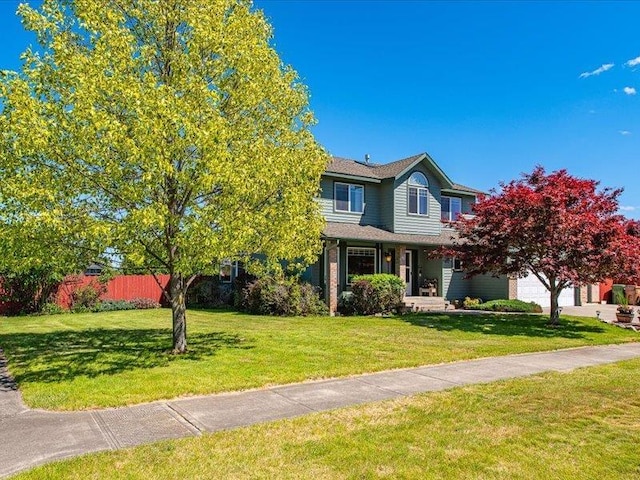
[544,303,639,325]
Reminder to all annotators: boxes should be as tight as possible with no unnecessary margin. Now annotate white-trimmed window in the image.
[441,196,462,222]
[335,182,364,213]
[347,247,376,284]
[408,172,428,215]
[445,257,463,271]
[219,260,238,283]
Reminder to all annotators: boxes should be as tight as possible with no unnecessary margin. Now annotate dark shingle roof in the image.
[366,154,425,179]
[325,157,381,178]
[325,154,483,196]
[323,222,459,246]
[325,154,424,180]
[450,183,486,195]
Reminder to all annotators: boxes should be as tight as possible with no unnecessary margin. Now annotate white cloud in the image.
[619,130,632,135]
[623,86,636,95]
[626,56,640,67]
[619,206,638,212]
[579,63,614,78]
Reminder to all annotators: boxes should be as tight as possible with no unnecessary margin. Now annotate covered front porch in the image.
[319,223,459,314]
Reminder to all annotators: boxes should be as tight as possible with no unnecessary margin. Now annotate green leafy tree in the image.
[0,212,99,314]
[0,0,328,352]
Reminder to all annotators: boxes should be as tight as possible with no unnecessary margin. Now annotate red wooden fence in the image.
[56,274,171,309]
[0,274,171,314]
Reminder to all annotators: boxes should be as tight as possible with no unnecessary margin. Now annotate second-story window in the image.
[335,182,364,213]
[408,172,429,215]
[441,196,462,221]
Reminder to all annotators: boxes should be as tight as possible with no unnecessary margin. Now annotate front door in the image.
[405,250,412,295]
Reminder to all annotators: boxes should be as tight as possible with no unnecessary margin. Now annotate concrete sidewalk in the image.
[2,342,640,478]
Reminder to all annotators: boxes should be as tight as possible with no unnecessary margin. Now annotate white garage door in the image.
[517,273,575,308]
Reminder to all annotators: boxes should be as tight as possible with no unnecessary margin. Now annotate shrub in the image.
[0,267,62,315]
[40,302,67,315]
[348,279,378,315]
[244,277,290,315]
[233,272,257,310]
[68,298,162,313]
[344,274,405,315]
[462,297,482,309]
[92,300,135,312]
[70,281,106,311]
[474,299,543,313]
[129,297,161,309]
[236,275,326,316]
[187,277,233,308]
[296,282,328,316]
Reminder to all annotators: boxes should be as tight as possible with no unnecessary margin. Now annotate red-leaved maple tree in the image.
[444,166,640,324]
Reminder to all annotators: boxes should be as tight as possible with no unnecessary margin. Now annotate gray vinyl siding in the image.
[318,176,381,225]
[442,266,472,300]
[470,274,509,301]
[393,165,443,235]
[442,269,508,302]
[378,180,395,230]
[420,257,443,294]
[302,261,321,287]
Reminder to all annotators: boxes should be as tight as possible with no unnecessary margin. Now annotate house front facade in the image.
[306,153,588,314]
[303,153,513,314]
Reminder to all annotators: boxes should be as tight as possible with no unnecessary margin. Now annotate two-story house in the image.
[307,153,585,314]
[214,151,588,312]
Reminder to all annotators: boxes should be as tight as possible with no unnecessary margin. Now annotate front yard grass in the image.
[13,359,640,479]
[0,308,637,410]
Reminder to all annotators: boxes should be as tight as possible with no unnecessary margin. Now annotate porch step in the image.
[403,296,447,312]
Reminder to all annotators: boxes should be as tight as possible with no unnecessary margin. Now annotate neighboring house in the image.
[84,263,104,276]
[306,153,585,314]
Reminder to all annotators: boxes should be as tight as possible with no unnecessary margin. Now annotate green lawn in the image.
[13,359,640,479]
[0,308,637,410]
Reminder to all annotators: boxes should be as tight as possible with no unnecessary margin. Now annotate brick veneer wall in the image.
[327,242,339,315]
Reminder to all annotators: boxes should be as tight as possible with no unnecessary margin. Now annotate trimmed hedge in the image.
[472,299,543,313]
[340,274,405,315]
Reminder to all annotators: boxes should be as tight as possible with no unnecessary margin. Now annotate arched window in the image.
[408,172,429,215]
[409,172,428,187]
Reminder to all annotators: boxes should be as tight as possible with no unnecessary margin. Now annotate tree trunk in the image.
[549,285,560,326]
[169,273,187,353]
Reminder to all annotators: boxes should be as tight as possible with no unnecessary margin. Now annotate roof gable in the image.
[325,153,455,189]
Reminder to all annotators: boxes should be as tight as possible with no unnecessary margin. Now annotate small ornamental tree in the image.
[442,166,640,324]
[0,0,328,352]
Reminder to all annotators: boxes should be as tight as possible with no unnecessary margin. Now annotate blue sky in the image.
[1,1,639,217]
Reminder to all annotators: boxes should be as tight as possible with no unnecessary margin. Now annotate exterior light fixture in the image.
[385,252,392,263]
